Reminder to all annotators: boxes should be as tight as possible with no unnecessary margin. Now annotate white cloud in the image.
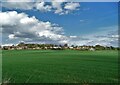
[8,34,16,39]
[2,1,80,15]
[52,1,63,14]
[64,2,80,10]
[79,19,88,23]
[51,1,80,14]
[0,11,67,44]
[3,0,33,2]
[1,44,14,47]
[35,2,52,12]
[70,36,77,38]
[51,0,67,14]
[0,11,118,47]
[111,35,119,38]
[68,26,118,47]
[3,0,34,10]
[20,16,38,24]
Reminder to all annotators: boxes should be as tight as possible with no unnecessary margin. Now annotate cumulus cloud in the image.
[0,11,118,47]
[2,0,34,10]
[35,2,52,12]
[2,1,80,15]
[0,11,68,44]
[8,34,16,39]
[68,26,118,47]
[36,1,80,14]
[1,44,14,47]
[64,2,80,10]
[51,1,63,14]
[3,0,33,2]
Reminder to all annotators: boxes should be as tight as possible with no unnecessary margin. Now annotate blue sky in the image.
[0,1,119,47]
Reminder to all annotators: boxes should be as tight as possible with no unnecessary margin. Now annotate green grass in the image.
[2,50,118,83]
[0,50,2,84]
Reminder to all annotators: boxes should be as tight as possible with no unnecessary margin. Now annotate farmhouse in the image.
[69,47,74,49]
[89,48,95,51]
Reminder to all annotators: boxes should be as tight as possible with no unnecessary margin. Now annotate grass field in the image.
[2,50,118,83]
[0,50,2,84]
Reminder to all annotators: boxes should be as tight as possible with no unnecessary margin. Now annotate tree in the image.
[71,45,74,47]
[18,42,25,47]
[64,44,68,47]
[95,45,105,50]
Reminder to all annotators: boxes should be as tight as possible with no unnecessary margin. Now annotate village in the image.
[0,42,119,51]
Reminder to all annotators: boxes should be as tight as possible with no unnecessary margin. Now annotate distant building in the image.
[89,48,95,51]
[69,47,74,49]
[16,46,23,50]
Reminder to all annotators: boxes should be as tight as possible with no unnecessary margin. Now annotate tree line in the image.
[0,42,120,50]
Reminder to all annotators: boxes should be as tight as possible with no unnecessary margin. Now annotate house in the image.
[35,47,41,50]
[44,47,48,50]
[69,47,74,49]
[89,48,95,51]
[16,46,23,50]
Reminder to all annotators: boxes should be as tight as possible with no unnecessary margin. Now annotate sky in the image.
[0,0,119,47]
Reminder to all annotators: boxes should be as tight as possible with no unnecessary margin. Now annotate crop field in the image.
[2,50,118,83]
[0,50,2,83]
